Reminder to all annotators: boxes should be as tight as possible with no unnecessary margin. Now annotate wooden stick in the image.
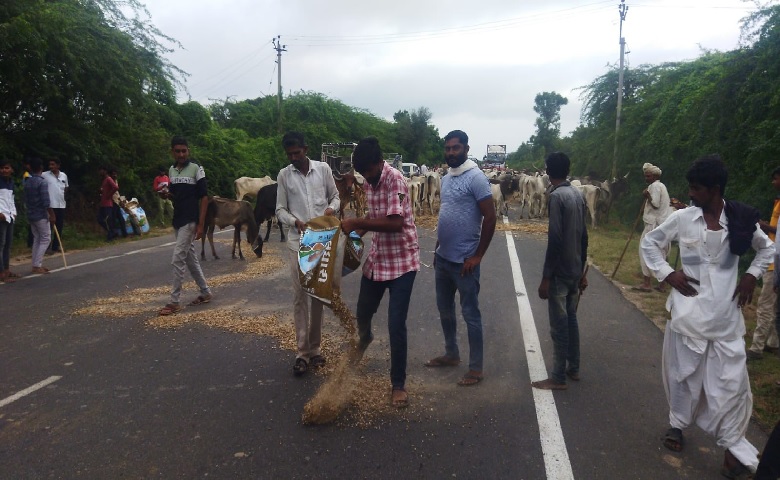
[611,199,646,280]
[52,224,67,268]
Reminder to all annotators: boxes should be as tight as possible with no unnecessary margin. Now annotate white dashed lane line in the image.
[0,376,63,408]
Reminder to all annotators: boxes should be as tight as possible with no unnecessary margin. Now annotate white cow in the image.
[575,184,607,228]
[234,176,275,201]
[424,172,441,214]
[490,183,504,215]
[406,177,425,217]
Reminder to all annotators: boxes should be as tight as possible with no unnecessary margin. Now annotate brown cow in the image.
[201,197,262,260]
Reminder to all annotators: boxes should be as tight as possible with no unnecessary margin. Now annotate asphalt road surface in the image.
[0,215,769,479]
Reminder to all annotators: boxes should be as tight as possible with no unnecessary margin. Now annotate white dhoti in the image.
[662,328,759,471]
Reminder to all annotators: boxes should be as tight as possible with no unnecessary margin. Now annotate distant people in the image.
[748,166,780,360]
[22,160,33,248]
[641,155,774,478]
[24,157,54,274]
[275,131,340,375]
[153,165,174,227]
[425,130,495,387]
[392,154,402,171]
[532,152,589,390]
[420,164,428,176]
[110,168,129,237]
[0,159,18,283]
[157,136,212,316]
[42,158,68,253]
[635,163,672,292]
[98,166,119,241]
[341,136,419,408]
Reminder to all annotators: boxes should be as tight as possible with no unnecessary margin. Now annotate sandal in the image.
[293,358,308,376]
[424,355,461,367]
[158,304,182,316]
[662,427,684,452]
[190,294,212,306]
[391,387,409,408]
[310,355,326,368]
[457,372,483,386]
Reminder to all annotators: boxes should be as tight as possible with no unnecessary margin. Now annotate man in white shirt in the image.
[275,131,340,376]
[42,158,68,253]
[641,155,774,478]
[636,162,672,292]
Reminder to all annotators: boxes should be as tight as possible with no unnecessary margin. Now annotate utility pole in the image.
[273,35,286,133]
[612,0,628,179]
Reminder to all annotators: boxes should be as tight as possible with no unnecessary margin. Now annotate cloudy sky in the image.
[141,0,755,155]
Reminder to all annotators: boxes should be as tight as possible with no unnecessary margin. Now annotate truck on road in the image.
[483,144,507,168]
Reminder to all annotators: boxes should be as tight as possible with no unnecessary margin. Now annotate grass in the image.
[588,220,780,431]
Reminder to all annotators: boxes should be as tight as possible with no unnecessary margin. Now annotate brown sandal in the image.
[424,355,461,367]
[391,387,409,408]
[158,304,182,316]
[190,294,212,306]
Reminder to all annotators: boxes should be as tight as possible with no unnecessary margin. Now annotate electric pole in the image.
[273,35,286,133]
[612,0,628,179]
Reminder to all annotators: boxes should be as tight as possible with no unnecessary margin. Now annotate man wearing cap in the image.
[636,162,672,292]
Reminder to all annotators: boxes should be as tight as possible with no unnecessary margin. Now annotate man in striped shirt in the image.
[341,136,420,408]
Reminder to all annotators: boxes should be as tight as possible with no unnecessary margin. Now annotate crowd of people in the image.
[2,132,779,477]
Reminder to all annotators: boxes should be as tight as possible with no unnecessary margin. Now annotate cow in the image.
[254,183,286,242]
[424,172,441,214]
[234,176,275,201]
[490,183,505,215]
[406,176,426,216]
[201,197,262,260]
[575,184,608,229]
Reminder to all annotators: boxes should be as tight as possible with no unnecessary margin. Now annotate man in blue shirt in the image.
[425,130,496,386]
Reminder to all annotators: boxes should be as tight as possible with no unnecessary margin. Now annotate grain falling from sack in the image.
[301,293,360,425]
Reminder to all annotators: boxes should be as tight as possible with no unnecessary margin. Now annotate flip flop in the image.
[424,355,461,367]
[310,355,326,368]
[391,387,409,408]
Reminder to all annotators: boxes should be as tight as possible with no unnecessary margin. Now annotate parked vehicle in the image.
[321,142,357,174]
[483,144,507,168]
[401,162,420,177]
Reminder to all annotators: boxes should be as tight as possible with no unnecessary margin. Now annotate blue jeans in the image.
[356,270,417,389]
[434,253,483,372]
[547,276,580,384]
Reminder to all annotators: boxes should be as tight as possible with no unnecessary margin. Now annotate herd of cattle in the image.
[199,166,629,261]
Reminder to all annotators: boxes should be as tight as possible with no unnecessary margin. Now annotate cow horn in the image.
[333,172,343,181]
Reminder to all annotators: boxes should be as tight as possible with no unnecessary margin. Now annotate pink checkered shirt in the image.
[362,161,420,281]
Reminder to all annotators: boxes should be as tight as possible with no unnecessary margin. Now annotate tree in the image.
[531,92,568,156]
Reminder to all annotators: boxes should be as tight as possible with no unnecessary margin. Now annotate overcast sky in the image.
[141,0,756,155]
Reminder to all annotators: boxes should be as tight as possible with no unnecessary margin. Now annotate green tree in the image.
[530,91,568,156]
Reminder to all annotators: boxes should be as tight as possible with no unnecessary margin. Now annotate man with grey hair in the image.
[635,162,672,292]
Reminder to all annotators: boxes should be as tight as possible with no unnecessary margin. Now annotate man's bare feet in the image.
[531,378,567,390]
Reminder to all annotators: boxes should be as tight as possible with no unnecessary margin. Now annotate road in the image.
[0,215,768,479]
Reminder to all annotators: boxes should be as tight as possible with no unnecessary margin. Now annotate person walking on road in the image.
[747,166,780,360]
[635,162,672,292]
[24,157,54,274]
[424,130,496,387]
[341,136,420,408]
[532,152,589,391]
[275,131,340,376]
[158,136,213,316]
[641,155,774,478]
[42,158,68,253]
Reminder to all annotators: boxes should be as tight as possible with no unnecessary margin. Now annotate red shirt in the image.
[153,174,169,192]
[362,161,420,281]
[100,176,118,207]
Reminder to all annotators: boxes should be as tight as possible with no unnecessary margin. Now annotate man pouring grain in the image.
[275,131,340,376]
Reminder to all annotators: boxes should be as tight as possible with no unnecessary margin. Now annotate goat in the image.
[201,197,262,260]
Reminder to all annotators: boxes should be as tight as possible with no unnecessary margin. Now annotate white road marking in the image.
[0,376,62,408]
[503,216,574,480]
[14,228,237,280]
